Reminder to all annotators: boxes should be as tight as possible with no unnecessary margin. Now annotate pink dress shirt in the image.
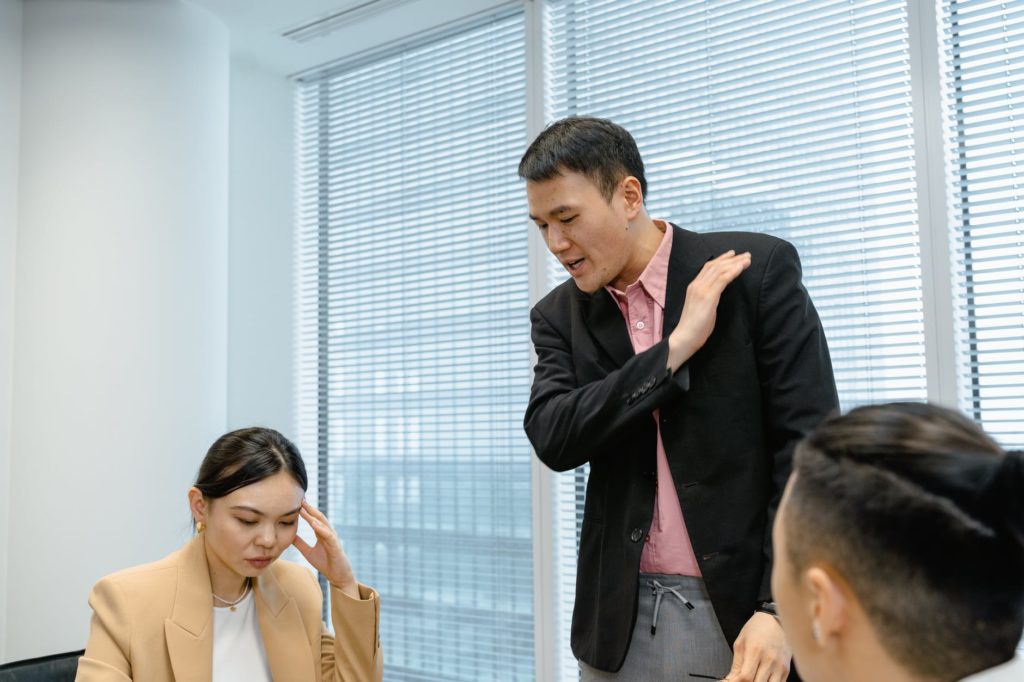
[606,220,701,576]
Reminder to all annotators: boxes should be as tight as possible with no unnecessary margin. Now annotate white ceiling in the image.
[189,0,513,77]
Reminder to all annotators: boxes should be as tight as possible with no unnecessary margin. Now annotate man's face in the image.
[526,170,640,293]
[772,478,829,682]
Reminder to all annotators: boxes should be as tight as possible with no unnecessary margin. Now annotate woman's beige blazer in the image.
[75,534,383,681]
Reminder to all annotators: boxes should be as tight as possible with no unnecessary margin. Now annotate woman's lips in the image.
[246,557,272,569]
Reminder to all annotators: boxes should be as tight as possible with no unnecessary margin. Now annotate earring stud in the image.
[196,521,205,533]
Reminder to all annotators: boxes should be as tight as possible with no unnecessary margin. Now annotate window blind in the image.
[942,0,1024,448]
[543,1,923,678]
[295,10,534,681]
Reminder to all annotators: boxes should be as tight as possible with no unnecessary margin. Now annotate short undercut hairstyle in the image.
[518,116,648,202]
[785,402,1024,681]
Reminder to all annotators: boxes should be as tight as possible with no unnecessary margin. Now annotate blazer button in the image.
[630,528,644,543]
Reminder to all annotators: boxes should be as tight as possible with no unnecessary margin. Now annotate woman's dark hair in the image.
[518,116,648,201]
[194,427,308,499]
[786,402,1023,680]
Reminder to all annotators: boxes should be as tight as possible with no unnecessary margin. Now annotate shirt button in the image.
[636,320,646,330]
[630,528,644,542]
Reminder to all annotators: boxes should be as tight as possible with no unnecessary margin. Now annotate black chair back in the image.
[0,650,83,682]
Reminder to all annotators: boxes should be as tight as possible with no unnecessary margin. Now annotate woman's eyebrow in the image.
[230,505,302,517]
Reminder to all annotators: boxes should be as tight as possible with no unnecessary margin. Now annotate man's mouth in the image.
[565,257,585,273]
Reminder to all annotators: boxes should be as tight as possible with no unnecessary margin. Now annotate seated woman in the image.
[772,402,1022,682]
[76,427,382,681]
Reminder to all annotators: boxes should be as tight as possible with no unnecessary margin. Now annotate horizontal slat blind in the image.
[544,1,923,678]
[942,0,1024,448]
[295,10,534,681]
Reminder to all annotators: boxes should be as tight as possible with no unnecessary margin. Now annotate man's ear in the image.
[188,487,207,525]
[805,564,850,647]
[620,176,644,219]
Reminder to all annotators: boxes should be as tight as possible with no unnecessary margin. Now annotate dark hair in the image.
[194,427,308,499]
[518,116,648,201]
[786,402,1023,680]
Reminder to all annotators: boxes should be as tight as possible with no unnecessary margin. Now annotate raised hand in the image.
[292,499,359,599]
[667,249,752,370]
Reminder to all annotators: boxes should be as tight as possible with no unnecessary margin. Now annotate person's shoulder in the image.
[92,545,182,592]
[88,546,182,619]
[961,656,1024,682]
[533,277,584,321]
[682,227,792,259]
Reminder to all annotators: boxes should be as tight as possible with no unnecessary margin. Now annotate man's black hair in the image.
[518,116,648,201]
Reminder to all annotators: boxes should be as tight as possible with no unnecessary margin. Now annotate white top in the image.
[212,589,273,682]
[962,656,1024,682]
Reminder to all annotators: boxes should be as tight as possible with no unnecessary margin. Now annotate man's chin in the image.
[571,278,601,294]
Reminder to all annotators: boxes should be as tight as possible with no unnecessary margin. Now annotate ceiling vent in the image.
[283,0,414,43]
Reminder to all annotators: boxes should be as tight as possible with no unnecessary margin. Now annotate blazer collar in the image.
[664,224,713,332]
[165,534,215,682]
[584,223,711,367]
[255,567,317,681]
[164,534,316,682]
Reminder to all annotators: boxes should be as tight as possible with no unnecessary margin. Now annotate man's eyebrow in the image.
[529,206,575,220]
[230,505,302,517]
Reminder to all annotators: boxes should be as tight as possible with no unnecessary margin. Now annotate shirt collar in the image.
[606,219,673,309]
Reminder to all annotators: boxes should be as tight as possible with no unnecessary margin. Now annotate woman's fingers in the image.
[299,507,334,541]
[291,533,314,559]
[302,498,331,524]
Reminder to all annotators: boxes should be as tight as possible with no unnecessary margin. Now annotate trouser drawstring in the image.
[650,579,695,635]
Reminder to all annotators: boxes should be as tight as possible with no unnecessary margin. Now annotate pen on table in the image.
[688,674,720,680]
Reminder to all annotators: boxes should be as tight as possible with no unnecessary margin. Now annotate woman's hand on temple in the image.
[292,499,359,599]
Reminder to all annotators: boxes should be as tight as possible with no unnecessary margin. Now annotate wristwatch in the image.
[756,601,779,618]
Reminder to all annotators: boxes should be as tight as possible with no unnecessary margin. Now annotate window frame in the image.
[293,1,1018,680]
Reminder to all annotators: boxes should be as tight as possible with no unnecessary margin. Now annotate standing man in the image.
[521,117,838,681]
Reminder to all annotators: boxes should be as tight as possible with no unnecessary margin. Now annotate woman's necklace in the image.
[212,578,251,612]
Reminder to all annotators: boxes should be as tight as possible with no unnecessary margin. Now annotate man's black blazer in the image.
[525,224,839,672]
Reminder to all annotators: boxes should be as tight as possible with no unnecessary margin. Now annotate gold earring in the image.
[196,521,205,533]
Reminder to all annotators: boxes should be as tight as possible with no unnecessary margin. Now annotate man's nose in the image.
[546,223,570,253]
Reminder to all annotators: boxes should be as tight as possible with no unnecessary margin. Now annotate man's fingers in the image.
[724,647,744,681]
[696,252,751,287]
[753,657,773,682]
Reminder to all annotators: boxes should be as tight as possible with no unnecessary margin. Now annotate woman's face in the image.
[195,471,305,580]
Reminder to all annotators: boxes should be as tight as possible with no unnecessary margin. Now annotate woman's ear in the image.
[188,487,207,525]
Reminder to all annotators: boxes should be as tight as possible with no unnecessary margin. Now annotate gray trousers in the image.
[579,574,734,681]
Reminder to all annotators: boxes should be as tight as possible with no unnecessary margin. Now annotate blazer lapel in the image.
[164,535,214,682]
[256,566,316,682]
[584,288,635,367]
[664,224,714,332]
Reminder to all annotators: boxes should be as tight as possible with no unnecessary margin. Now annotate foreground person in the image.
[772,402,1023,682]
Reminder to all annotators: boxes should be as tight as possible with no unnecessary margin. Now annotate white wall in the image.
[227,58,295,438]
[6,0,229,660]
[0,0,23,664]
